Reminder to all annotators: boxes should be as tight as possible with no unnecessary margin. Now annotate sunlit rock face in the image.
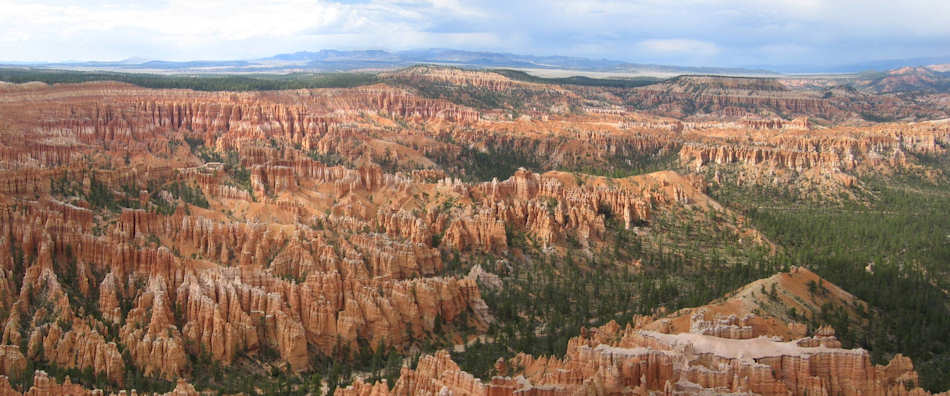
[0,68,947,395]
[338,268,945,396]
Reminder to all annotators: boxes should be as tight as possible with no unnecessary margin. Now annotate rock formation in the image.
[0,70,947,395]
[336,269,948,396]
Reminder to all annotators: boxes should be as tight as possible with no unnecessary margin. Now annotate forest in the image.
[33,144,950,393]
[2,64,949,394]
[0,68,378,91]
[490,69,661,88]
[708,167,950,391]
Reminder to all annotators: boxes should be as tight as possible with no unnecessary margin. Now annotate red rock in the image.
[0,346,25,378]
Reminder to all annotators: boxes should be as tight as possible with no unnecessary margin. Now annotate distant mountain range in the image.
[3,48,950,77]
[0,49,774,77]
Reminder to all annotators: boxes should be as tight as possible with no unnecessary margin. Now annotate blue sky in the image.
[2,0,950,68]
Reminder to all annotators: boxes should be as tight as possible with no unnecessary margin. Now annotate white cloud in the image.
[0,0,948,67]
[638,39,720,56]
[759,43,812,57]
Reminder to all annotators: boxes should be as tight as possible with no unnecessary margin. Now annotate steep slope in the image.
[0,80,764,394]
[0,71,947,394]
[626,75,943,122]
[856,67,950,93]
[637,267,868,341]
[338,268,945,396]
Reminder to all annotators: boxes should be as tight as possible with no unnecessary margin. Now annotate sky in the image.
[2,0,950,68]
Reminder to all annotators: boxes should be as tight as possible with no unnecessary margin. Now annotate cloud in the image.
[638,39,720,56]
[0,0,949,67]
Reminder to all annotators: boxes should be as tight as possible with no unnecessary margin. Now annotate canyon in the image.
[339,269,942,396]
[0,66,946,394]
